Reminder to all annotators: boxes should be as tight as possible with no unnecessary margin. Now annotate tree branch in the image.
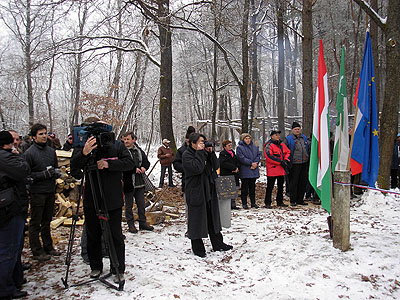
[352,0,387,31]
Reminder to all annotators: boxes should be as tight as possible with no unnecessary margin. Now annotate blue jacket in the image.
[236,140,261,179]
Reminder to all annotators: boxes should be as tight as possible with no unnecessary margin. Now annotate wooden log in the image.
[63,217,85,226]
[332,170,351,251]
[165,212,180,219]
[51,217,67,229]
[145,211,165,225]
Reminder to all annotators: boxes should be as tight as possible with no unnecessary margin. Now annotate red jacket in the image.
[157,144,174,166]
[264,140,290,177]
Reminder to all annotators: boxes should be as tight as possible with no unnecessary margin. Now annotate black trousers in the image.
[288,163,308,204]
[264,176,284,206]
[159,165,173,186]
[29,193,55,256]
[191,201,224,254]
[240,178,256,207]
[124,187,146,227]
[84,207,125,273]
[391,169,399,188]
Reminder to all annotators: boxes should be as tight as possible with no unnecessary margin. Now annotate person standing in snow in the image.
[183,133,233,257]
[263,130,290,208]
[157,138,175,188]
[236,133,261,209]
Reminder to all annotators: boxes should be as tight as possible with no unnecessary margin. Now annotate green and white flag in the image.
[332,46,349,172]
[309,40,332,214]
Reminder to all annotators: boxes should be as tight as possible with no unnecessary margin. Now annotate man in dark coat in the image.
[121,132,154,233]
[0,131,30,299]
[284,122,309,206]
[62,134,73,151]
[23,123,60,261]
[182,133,232,257]
[70,119,134,282]
[219,139,240,209]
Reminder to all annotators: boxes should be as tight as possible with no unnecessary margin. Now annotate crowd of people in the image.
[2,119,399,298]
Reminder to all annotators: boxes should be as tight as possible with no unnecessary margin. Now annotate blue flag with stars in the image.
[351,32,379,187]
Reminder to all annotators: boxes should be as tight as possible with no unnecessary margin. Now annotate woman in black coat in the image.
[182,133,233,257]
[219,139,240,209]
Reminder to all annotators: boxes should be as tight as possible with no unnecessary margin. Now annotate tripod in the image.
[62,163,125,291]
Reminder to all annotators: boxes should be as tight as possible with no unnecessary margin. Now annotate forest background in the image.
[0,0,399,189]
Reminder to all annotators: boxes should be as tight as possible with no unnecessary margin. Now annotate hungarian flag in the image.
[350,32,379,187]
[332,46,349,172]
[309,40,332,214]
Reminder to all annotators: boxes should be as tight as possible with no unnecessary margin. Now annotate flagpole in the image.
[346,107,358,171]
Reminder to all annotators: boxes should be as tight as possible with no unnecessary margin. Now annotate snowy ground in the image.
[21,149,400,299]
[22,188,400,300]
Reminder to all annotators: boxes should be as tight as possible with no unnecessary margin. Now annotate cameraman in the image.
[182,133,232,257]
[70,119,134,282]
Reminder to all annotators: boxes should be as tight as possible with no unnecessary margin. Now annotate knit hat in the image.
[270,130,281,136]
[0,131,14,147]
[185,126,196,139]
[240,133,251,140]
[292,121,301,129]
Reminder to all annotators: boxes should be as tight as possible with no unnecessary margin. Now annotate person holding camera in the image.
[183,133,232,258]
[0,131,30,299]
[23,123,61,261]
[263,130,290,208]
[70,119,134,282]
[121,132,154,233]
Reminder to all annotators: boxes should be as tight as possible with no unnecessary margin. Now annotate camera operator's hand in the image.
[82,136,97,156]
[97,159,109,169]
[205,146,213,153]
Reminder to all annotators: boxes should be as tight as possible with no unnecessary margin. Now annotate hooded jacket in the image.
[236,139,261,179]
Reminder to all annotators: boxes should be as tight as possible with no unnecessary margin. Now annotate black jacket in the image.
[0,149,30,223]
[218,149,240,186]
[62,141,73,151]
[183,147,222,239]
[70,140,134,211]
[122,144,150,193]
[173,142,188,192]
[23,142,58,193]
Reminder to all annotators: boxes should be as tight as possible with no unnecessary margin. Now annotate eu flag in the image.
[350,32,379,187]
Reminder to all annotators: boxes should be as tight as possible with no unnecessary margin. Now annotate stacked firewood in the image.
[51,150,84,229]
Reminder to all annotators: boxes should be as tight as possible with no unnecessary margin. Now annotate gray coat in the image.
[182,147,221,239]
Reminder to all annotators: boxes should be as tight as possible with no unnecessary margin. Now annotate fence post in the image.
[332,170,351,251]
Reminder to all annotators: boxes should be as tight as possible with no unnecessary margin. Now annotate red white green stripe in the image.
[309,40,332,214]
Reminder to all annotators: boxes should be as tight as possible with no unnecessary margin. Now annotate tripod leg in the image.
[62,172,85,289]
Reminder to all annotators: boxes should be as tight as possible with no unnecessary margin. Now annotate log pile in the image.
[51,150,84,229]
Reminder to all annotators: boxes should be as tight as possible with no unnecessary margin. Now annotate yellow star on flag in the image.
[373,129,378,136]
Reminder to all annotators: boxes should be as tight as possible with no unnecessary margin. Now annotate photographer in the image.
[182,133,232,257]
[0,131,30,299]
[23,123,60,261]
[70,119,134,282]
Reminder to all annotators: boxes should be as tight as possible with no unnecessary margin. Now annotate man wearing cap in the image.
[390,133,400,188]
[284,122,310,206]
[157,138,175,188]
[264,130,290,208]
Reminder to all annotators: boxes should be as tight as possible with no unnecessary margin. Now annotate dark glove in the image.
[43,166,55,179]
[281,160,290,169]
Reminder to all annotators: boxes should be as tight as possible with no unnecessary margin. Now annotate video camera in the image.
[72,122,115,149]
[204,141,215,148]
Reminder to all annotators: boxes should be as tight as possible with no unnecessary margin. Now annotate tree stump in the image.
[332,170,351,251]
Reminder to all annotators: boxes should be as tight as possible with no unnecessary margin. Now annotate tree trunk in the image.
[25,0,34,126]
[240,0,250,133]
[377,0,400,189]
[45,55,55,133]
[302,0,313,137]
[158,0,176,150]
[370,0,380,111]
[211,1,220,141]
[71,3,88,130]
[249,0,258,135]
[277,1,285,135]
